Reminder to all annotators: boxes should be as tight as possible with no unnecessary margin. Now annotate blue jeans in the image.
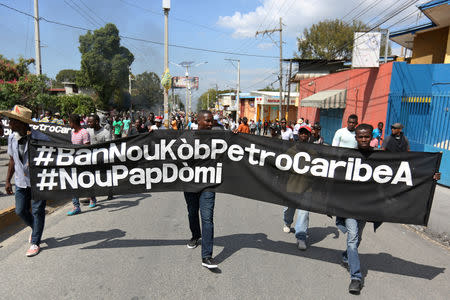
[336,217,366,281]
[15,187,46,245]
[184,191,215,258]
[283,207,309,241]
[72,197,80,208]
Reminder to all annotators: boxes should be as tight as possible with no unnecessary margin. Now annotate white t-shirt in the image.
[332,127,357,149]
[191,123,198,130]
[151,124,166,130]
[293,123,301,135]
[281,128,293,141]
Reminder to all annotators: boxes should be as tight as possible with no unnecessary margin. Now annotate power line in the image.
[0,3,279,59]
[342,0,372,21]
[120,0,229,35]
[296,0,421,73]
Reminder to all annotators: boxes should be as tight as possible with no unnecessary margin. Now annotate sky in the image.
[0,0,430,109]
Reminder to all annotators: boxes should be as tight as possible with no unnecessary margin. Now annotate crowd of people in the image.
[0,104,441,295]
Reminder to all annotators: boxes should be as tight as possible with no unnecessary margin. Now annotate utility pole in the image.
[34,0,42,75]
[384,29,389,64]
[286,59,292,120]
[163,0,170,128]
[185,65,190,116]
[225,59,240,122]
[256,17,283,120]
[128,70,133,120]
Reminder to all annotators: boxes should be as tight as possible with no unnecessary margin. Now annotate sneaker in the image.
[187,237,200,249]
[283,224,291,233]
[26,244,40,257]
[349,279,362,295]
[89,200,96,208]
[67,207,81,216]
[202,257,218,269]
[296,239,307,251]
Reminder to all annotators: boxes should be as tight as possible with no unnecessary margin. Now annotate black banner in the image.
[29,131,441,225]
[1,119,72,144]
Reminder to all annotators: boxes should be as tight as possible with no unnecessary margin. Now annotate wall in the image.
[411,26,449,64]
[297,62,393,131]
[387,62,450,186]
[240,98,257,121]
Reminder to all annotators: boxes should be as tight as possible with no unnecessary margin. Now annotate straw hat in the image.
[0,105,38,125]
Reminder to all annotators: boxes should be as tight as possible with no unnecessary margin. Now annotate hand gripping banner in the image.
[29,130,441,225]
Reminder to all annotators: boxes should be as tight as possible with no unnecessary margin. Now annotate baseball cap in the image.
[391,123,403,129]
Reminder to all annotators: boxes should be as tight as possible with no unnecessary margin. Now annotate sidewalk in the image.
[0,150,15,210]
[414,185,450,245]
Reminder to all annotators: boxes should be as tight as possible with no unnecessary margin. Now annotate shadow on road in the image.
[49,228,445,280]
[43,229,127,249]
[96,194,150,212]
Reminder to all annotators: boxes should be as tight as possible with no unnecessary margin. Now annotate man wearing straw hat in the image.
[0,105,47,257]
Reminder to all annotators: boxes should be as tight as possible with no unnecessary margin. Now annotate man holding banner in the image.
[184,110,218,269]
[1,105,47,257]
[336,123,440,294]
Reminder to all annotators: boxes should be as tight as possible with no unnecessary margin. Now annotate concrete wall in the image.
[411,26,449,64]
[297,62,393,131]
[240,98,257,121]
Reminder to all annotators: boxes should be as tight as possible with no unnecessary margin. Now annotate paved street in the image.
[0,192,449,299]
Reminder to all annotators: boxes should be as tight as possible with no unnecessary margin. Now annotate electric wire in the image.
[0,3,279,59]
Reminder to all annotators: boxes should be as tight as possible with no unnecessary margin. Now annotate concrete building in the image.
[390,0,450,64]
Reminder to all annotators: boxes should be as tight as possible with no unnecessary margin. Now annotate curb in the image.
[0,198,71,234]
[0,206,20,230]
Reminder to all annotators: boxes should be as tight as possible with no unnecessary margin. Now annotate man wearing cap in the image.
[1,105,47,257]
[382,123,410,152]
[51,112,65,125]
[150,116,166,131]
[293,118,303,141]
[309,123,324,145]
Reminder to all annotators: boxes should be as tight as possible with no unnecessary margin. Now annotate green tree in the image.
[196,89,220,111]
[132,71,163,110]
[56,69,79,83]
[77,23,134,108]
[296,19,390,60]
[257,85,279,92]
[55,94,96,116]
[0,55,48,110]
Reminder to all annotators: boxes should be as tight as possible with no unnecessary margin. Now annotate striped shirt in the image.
[71,128,90,145]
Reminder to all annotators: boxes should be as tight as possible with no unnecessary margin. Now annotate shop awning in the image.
[300,89,347,109]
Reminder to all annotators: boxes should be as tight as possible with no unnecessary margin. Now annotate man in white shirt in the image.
[280,118,293,141]
[293,118,303,141]
[190,119,199,130]
[150,116,166,130]
[332,114,358,149]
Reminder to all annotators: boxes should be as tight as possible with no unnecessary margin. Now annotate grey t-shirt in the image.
[87,127,111,145]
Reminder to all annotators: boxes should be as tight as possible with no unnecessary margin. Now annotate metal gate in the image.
[386,92,450,186]
[319,108,344,145]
